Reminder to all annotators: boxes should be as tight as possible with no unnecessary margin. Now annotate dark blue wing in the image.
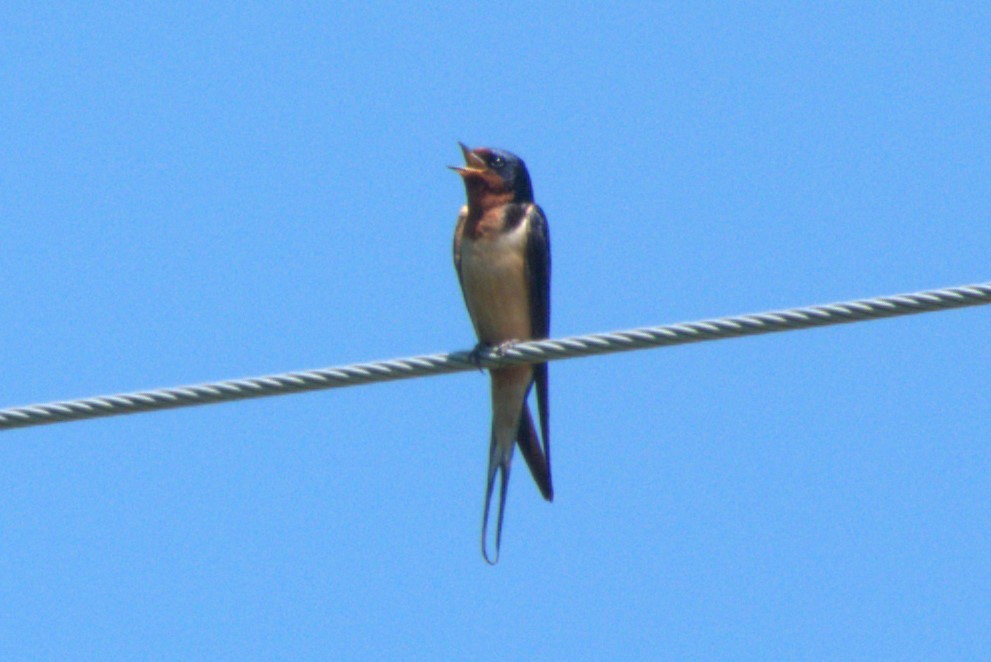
[523,204,552,501]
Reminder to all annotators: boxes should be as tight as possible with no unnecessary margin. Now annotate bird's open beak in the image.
[449,142,489,176]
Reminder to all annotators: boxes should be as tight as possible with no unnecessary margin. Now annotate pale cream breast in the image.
[458,221,532,345]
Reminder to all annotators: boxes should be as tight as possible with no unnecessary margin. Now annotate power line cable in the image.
[1,281,988,432]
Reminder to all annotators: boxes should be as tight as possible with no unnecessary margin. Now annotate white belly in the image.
[459,225,531,344]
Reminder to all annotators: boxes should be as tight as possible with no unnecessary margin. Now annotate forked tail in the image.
[481,435,512,565]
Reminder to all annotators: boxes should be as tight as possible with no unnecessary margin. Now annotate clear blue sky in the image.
[2,3,989,658]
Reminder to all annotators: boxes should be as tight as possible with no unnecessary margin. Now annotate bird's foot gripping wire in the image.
[467,340,518,370]
[467,342,489,370]
[492,340,519,357]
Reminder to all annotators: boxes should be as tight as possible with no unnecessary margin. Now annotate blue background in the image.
[2,3,989,658]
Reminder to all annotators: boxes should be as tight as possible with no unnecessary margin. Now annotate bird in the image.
[450,142,552,564]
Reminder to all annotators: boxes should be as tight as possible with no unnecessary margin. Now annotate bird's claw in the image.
[466,340,520,370]
[468,343,489,370]
[492,340,519,357]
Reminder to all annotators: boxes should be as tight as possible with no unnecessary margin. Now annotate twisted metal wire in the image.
[2,281,989,431]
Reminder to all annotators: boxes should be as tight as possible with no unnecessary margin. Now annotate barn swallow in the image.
[451,143,552,564]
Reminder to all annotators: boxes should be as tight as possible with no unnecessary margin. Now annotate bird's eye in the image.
[489,155,505,168]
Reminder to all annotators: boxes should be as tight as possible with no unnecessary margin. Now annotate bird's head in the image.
[450,143,533,204]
